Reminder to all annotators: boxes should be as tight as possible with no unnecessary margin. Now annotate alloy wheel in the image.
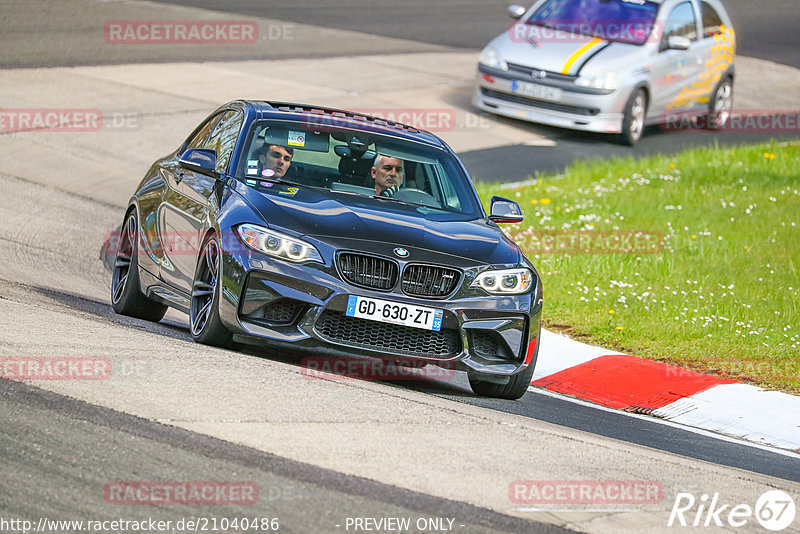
[111,213,136,304]
[629,93,646,142]
[190,238,219,336]
[712,80,733,127]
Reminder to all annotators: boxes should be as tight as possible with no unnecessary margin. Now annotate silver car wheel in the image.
[711,79,733,128]
[629,93,646,141]
[190,239,219,336]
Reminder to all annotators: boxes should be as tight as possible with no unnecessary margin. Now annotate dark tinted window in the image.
[527,0,659,45]
[662,2,698,43]
[205,110,243,173]
[700,1,724,37]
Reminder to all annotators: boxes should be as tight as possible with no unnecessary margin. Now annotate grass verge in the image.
[476,141,800,393]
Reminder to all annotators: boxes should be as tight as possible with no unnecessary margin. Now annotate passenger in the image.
[371,154,404,197]
[257,144,293,178]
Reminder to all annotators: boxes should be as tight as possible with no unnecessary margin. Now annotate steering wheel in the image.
[392,188,441,209]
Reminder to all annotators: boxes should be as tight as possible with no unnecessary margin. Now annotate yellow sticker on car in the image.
[561,37,604,75]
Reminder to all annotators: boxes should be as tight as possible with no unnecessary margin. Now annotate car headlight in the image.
[478,46,508,71]
[574,72,619,91]
[471,268,533,294]
[236,223,323,263]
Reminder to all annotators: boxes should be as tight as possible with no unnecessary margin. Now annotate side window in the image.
[204,110,243,173]
[437,165,462,211]
[662,2,698,45]
[183,113,222,152]
[700,1,724,38]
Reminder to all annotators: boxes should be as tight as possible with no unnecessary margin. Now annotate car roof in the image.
[233,100,448,151]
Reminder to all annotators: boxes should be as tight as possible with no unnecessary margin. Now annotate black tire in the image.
[189,234,234,348]
[619,88,647,146]
[468,332,540,400]
[704,77,733,130]
[111,210,168,322]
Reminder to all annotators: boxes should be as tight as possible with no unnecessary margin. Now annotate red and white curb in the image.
[531,329,800,452]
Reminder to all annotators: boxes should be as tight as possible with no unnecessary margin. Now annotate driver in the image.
[371,154,404,197]
[257,144,294,178]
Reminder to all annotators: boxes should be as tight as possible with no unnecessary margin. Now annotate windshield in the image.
[234,119,482,217]
[527,0,659,45]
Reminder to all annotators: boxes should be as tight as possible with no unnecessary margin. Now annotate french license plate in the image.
[345,295,443,332]
[511,80,563,101]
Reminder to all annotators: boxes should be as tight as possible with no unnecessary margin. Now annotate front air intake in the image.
[337,252,398,291]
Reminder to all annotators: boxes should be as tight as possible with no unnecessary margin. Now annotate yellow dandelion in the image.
[669,162,675,169]
[540,198,551,205]
[615,326,624,330]
[744,245,750,250]
[531,199,538,204]
[608,310,615,315]
[691,235,697,239]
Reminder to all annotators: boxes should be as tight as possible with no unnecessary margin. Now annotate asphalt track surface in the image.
[141,0,800,179]
[458,126,800,179]
[2,1,799,532]
[0,378,566,533]
[35,260,800,486]
[131,6,800,471]
[150,0,800,69]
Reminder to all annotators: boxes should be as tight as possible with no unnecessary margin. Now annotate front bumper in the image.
[217,244,542,378]
[474,67,628,134]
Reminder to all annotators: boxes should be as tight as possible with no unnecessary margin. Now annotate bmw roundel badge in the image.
[393,248,409,258]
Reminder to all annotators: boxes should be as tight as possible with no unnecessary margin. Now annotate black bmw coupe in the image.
[111,100,543,399]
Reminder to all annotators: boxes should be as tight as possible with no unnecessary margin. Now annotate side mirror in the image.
[665,35,691,51]
[507,4,527,19]
[489,196,524,223]
[179,148,219,178]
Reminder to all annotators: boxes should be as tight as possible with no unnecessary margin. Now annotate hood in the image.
[233,181,521,266]
[492,27,625,76]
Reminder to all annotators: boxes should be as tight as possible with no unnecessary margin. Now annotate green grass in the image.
[476,141,800,393]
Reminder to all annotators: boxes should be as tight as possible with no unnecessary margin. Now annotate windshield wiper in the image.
[372,194,410,204]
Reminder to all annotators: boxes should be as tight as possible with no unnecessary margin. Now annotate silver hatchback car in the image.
[473,0,735,144]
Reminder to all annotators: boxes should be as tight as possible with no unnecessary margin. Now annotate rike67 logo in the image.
[668,490,796,531]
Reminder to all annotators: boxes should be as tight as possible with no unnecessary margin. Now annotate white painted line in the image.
[515,508,638,514]
[498,174,565,189]
[653,383,800,451]
[527,386,800,458]
[522,139,558,147]
[497,177,541,190]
